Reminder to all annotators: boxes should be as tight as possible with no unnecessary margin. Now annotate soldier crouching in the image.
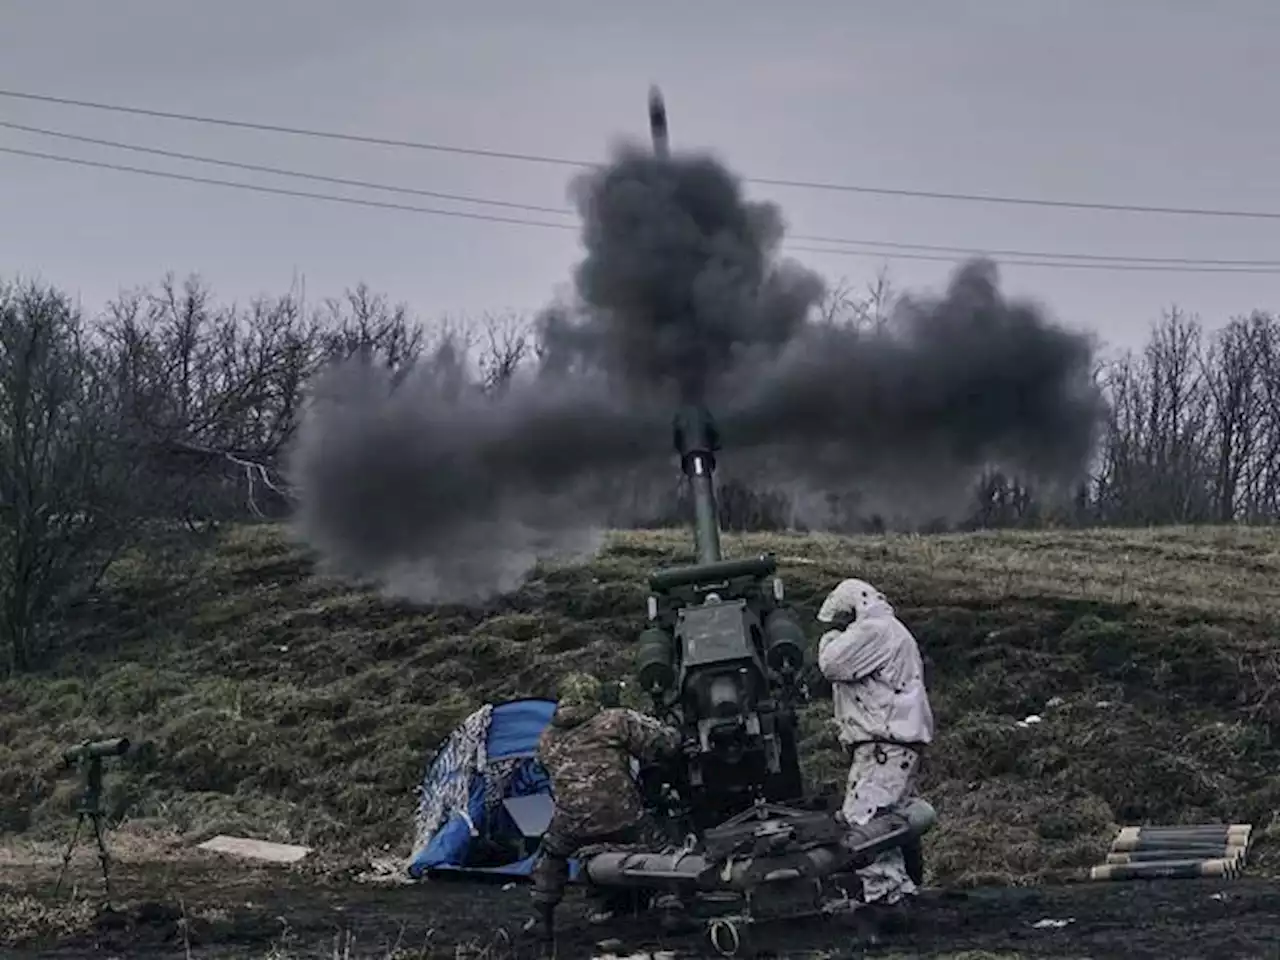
[529,672,686,944]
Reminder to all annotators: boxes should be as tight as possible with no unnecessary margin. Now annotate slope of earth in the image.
[2,523,1280,955]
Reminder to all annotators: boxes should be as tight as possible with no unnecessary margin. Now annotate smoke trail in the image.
[288,139,1105,603]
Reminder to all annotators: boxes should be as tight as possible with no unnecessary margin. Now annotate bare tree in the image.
[861,266,896,330]
[1201,314,1266,521]
[0,281,137,672]
[813,267,896,331]
[317,283,424,376]
[1093,309,1214,525]
[476,312,533,395]
[1239,313,1280,519]
[967,469,1037,529]
[97,275,316,524]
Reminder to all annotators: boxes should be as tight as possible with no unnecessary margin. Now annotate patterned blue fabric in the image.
[408,698,580,880]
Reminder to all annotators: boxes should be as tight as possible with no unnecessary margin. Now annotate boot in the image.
[853,898,910,944]
[522,902,556,946]
[851,908,882,946]
[880,899,910,935]
[588,888,636,924]
[902,837,926,886]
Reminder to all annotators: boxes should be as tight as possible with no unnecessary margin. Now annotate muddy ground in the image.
[3,859,1278,960]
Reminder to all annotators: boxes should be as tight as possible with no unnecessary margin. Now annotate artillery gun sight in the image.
[62,737,130,767]
[55,735,130,903]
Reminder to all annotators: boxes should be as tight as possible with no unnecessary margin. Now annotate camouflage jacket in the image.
[538,704,679,840]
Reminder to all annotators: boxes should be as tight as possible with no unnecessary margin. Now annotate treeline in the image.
[0,271,1275,670]
[0,274,510,671]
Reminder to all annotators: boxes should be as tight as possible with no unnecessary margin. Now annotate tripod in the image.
[54,756,114,903]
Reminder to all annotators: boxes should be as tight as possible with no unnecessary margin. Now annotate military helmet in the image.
[556,671,603,708]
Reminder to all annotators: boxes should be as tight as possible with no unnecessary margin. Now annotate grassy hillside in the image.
[3,523,1280,887]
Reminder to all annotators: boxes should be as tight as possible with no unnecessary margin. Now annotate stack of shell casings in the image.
[1089,823,1251,881]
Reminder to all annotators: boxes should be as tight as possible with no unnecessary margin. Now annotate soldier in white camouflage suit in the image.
[816,578,934,939]
[528,671,684,944]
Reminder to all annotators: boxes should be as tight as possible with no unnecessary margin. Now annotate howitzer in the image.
[633,403,808,831]
[570,90,936,956]
[627,93,809,833]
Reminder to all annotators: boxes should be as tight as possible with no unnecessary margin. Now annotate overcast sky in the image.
[2,0,1278,354]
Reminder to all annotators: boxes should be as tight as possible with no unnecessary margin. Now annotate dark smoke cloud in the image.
[287,141,1105,603]
[287,350,667,604]
[539,147,824,405]
[718,259,1103,484]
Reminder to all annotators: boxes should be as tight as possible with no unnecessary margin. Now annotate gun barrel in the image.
[673,405,722,564]
[689,466,720,565]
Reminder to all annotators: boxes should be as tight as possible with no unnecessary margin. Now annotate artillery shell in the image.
[1111,834,1249,849]
[1114,825,1250,844]
[1106,847,1245,865]
[1089,858,1239,882]
[648,86,669,158]
[1111,837,1249,854]
[1121,829,1249,834]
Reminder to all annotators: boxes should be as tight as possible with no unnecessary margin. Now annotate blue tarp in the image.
[407,698,581,881]
[485,698,553,761]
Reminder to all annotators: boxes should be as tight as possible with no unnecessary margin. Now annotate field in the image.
[3,522,1280,958]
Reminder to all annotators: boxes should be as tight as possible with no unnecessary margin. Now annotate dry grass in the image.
[0,892,97,944]
[3,522,1280,893]
[253,920,442,960]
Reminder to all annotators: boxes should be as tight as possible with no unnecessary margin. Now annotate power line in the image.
[6,120,1280,269]
[0,89,587,168]
[0,145,576,229]
[0,120,573,217]
[4,86,1280,222]
[745,177,1280,223]
[787,244,1280,274]
[798,236,1280,266]
[4,143,1280,274]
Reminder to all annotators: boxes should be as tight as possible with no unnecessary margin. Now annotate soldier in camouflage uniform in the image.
[529,671,684,942]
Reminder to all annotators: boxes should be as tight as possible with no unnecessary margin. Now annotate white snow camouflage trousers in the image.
[842,742,921,905]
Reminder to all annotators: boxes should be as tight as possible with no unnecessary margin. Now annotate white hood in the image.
[817,578,893,624]
[816,578,933,747]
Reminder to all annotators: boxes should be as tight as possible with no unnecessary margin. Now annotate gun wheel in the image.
[708,917,754,957]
